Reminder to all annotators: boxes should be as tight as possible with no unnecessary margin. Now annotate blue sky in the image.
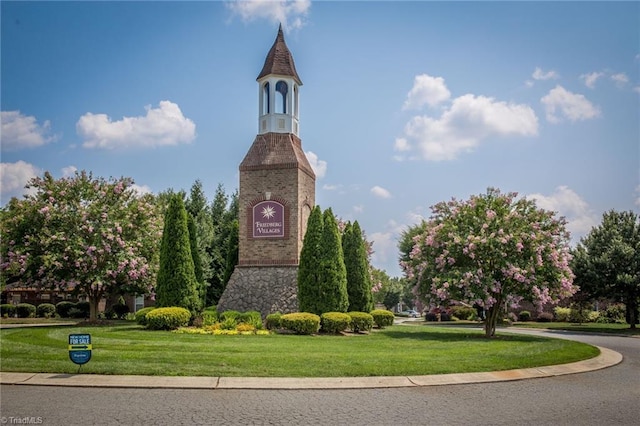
[2,1,639,277]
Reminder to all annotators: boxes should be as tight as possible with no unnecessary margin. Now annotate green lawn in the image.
[0,323,599,377]
[508,321,640,335]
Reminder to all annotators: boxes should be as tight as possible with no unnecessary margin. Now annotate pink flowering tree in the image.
[1,171,162,320]
[401,188,576,337]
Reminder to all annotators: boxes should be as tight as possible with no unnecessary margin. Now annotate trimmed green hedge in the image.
[280,312,320,335]
[56,301,75,318]
[320,312,351,333]
[518,310,531,322]
[135,307,156,326]
[1,304,16,317]
[146,307,191,330]
[451,306,476,321]
[265,312,282,330]
[36,303,56,318]
[74,302,90,318]
[16,303,36,318]
[348,311,374,333]
[370,309,395,328]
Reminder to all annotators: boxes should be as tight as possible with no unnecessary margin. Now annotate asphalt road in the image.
[1,330,638,426]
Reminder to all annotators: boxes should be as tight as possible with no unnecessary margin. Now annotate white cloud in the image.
[580,71,604,89]
[541,85,600,123]
[76,101,196,150]
[371,186,392,199]
[322,184,340,191]
[394,138,411,152]
[226,0,311,31]
[61,166,78,178]
[305,151,327,178]
[129,183,153,196]
[369,231,395,267]
[528,186,598,240]
[1,111,56,151]
[400,93,538,161]
[402,74,451,110]
[532,67,559,81]
[610,72,629,87]
[0,161,42,202]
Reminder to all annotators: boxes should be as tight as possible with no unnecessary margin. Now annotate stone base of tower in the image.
[217,266,299,318]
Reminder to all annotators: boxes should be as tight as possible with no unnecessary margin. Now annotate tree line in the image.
[1,171,400,320]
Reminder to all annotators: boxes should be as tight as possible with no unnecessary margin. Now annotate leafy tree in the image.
[155,194,201,314]
[187,214,205,305]
[573,210,639,328]
[222,219,239,286]
[401,188,576,337]
[185,180,214,291]
[0,171,161,320]
[206,184,238,305]
[316,208,349,314]
[298,206,323,313]
[342,221,373,312]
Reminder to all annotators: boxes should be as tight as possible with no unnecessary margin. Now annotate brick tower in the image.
[217,25,316,317]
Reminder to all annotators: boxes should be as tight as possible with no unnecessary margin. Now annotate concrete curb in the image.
[0,346,621,390]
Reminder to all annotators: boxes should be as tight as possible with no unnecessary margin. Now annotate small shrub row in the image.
[280,312,320,335]
[16,303,36,318]
[135,307,156,325]
[450,306,477,321]
[320,312,351,333]
[56,301,90,318]
[36,303,56,318]
[1,304,16,317]
[518,310,531,322]
[425,312,451,322]
[349,311,373,333]
[370,309,394,328]
[265,312,282,330]
[146,307,191,330]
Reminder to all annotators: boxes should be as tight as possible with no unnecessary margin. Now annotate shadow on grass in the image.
[380,328,544,343]
[542,327,639,337]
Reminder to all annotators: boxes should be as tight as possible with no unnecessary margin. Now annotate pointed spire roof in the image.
[257,24,302,85]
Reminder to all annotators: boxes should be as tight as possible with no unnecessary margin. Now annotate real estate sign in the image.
[68,333,92,365]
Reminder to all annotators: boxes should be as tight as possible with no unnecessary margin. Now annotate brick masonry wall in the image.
[218,132,315,315]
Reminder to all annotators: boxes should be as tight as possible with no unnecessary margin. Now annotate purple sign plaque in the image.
[252,201,285,238]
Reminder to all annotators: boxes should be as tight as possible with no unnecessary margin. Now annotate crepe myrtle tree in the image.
[401,188,576,337]
[0,171,162,320]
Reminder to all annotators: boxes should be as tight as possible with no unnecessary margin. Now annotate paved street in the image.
[1,330,639,425]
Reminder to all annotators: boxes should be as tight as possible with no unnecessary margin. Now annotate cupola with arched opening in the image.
[256,25,302,136]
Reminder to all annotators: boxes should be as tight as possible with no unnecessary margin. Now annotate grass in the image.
[508,321,640,335]
[0,323,599,377]
[0,317,78,325]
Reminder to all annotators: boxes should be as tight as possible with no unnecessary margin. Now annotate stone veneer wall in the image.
[217,266,298,318]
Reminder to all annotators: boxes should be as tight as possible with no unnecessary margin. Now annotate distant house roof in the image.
[257,24,302,85]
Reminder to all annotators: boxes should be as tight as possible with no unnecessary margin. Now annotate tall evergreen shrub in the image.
[155,195,202,314]
[316,208,349,313]
[298,206,324,313]
[343,221,374,312]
